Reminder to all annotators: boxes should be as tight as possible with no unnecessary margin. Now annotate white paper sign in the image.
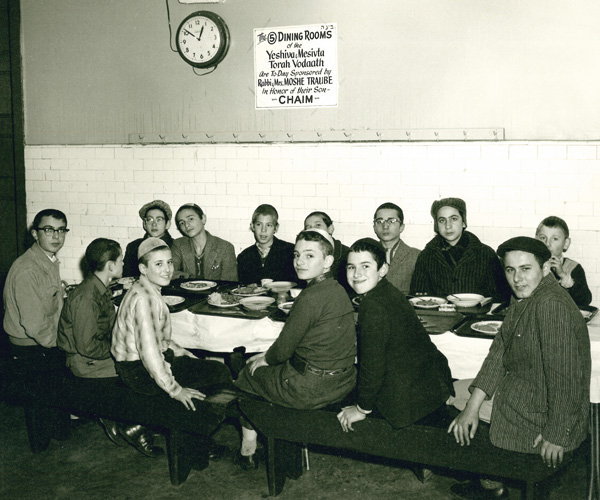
[254,23,338,109]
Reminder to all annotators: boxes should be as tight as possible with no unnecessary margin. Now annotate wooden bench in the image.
[238,396,582,500]
[0,361,239,486]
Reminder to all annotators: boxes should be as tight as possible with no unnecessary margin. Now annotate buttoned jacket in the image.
[473,273,590,453]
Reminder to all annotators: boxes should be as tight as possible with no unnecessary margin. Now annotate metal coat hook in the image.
[376,132,382,141]
[344,132,352,139]
[434,132,439,141]
[493,130,498,141]
[182,134,188,142]
[287,133,294,142]
[406,131,412,141]
[463,130,468,141]
[159,134,166,143]
[233,133,239,143]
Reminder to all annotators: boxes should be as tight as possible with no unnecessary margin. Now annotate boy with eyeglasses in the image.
[4,208,69,375]
[123,200,174,277]
[372,202,420,294]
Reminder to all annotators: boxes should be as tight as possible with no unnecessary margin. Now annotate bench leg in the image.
[24,406,52,453]
[266,437,303,496]
[167,430,210,486]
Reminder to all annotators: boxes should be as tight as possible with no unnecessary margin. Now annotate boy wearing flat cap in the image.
[410,197,510,302]
[448,236,590,500]
[112,238,232,410]
[123,200,174,278]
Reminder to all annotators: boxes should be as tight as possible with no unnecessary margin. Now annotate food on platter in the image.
[208,292,241,307]
[231,284,268,296]
[409,297,447,309]
[471,321,503,335]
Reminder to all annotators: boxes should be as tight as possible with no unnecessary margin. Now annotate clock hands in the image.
[183,26,204,42]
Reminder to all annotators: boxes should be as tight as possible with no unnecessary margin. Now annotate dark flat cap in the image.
[139,200,172,221]
[497,236,551,261]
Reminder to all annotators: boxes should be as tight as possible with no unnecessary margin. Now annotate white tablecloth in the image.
[171,309,600,402]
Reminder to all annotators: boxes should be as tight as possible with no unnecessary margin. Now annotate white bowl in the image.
[278,301,294,315]
[289,288,302,298]
[239,296,276,311]
[446,293,485,308]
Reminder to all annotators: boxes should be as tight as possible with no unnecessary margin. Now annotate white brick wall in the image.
[24,142,600,307]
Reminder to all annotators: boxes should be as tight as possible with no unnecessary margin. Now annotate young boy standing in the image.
[337,238,453,432]
[235,229,357,468]
[535,216,592,307]
[237,204,295,284]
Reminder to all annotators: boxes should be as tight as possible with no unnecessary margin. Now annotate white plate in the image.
[471,321,503,335]
[180,280,217,292]
[231,286,268,296]
[163,295,185,306]
[265,281,297,293]
[409,297,447,309]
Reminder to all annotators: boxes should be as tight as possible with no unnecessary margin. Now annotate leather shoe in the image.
[119,424,165,458]
[451,480,509,499]
[98,418,126,447]
[236,450,259,470]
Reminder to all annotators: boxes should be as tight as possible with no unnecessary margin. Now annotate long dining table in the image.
[162,281,600,499]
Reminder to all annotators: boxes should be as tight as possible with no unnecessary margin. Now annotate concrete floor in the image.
[0,401,590,500]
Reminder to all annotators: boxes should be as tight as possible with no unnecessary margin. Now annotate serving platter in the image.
[179,280,218,292]
[207,292,241,308]
[470,320,502,336]
[409,296,447,309]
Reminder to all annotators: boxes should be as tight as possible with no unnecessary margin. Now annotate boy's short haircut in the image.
[252,204,279,225]
[373,202,404,223]
[296,230,333,257]
[305,211,333,228]
[537,216,570,238]
[32,208,68,229]
[175,203,204,222]
[86,238,122,273]
[349,238,386,270]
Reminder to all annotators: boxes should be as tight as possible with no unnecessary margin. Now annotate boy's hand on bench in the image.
[173,387,206,411]
[337,405,366,432]
[533,434,564,468]
[448,387,487,446]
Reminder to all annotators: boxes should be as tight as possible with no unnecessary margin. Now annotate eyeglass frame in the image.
[373,217,402,227]
[36,226,70,236]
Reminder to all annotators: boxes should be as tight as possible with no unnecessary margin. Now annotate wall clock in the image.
[175,11,230,69]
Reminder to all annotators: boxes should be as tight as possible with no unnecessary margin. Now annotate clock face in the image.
[176,11,229,68]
